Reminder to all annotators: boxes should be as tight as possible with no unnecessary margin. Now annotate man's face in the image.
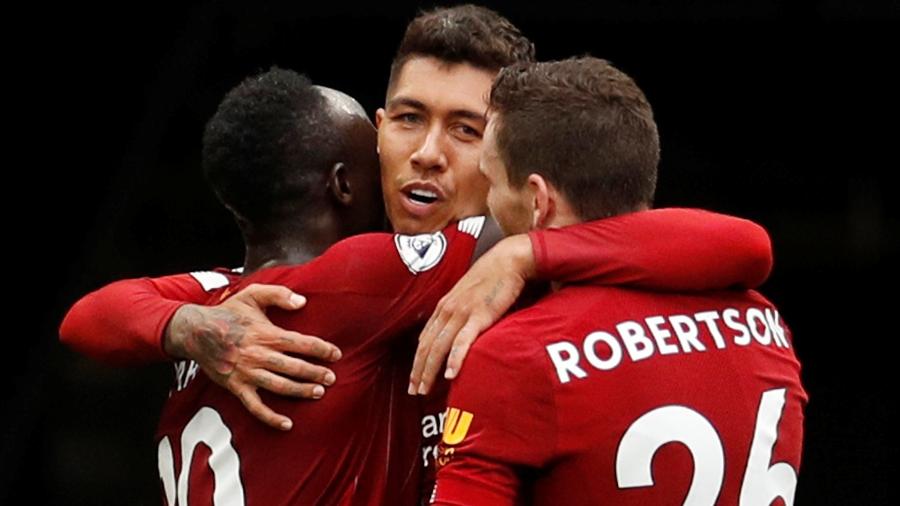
[481,116,533,236]
[376,57,494,234]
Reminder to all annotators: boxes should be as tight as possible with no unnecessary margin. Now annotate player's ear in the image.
[528,173,552,230]
[328,162,353,206]
[374,109,385,155]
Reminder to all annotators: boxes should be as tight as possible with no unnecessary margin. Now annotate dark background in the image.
[8,1,896,504]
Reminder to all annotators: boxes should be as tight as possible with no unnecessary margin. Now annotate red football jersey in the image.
[405,209,777,503]
[434,286,807,506]
[156,218,485,506]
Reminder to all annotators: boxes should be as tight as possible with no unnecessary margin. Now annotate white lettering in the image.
[422,414,440,439]
[421,444,440,467]
[544,306,788,382]
[184,361,199,387]
[766,308,789,348]
[174,361,186,391]
[618,321,654,362]
[747,308,772,346]
[646,316,679,355]
[546,341,587,384]
[173,360,200,392]
[584,331,623,371]
[724,308,751,346]
[669,315,706,353]
[695,311,726,349]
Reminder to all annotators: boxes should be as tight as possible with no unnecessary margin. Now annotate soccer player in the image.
[148,66,498,504]
[431,57,807,506]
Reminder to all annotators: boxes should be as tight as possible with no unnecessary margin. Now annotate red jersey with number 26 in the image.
[434,285,806,506]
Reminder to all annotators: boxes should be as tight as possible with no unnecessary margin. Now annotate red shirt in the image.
[156,219,484,506]
[433,286,807,506]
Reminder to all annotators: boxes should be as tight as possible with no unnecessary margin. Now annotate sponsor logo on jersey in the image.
[442,407,474,445]
[436,445,456,468]
[394,231,448,274]
[436,407,474,468]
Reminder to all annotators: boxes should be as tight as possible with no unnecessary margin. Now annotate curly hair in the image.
[202,67,341,224]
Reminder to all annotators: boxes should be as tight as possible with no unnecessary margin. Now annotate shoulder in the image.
[483,286,628,340]
[463,286,642,384]
[181,267,241,292]
[459,302,570,400]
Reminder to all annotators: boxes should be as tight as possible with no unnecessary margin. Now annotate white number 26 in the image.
[616,388,797,506]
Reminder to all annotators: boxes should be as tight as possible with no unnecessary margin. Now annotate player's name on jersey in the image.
[171,360,199,393]
[547,306,788,384]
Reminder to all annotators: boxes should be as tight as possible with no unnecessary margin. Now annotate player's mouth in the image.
[399,182,447,218]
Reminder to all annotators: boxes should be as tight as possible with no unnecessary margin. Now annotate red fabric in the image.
[59,270,238,364]
[434,286,806,506]
[156,225,478,506]
[530,208,773,290]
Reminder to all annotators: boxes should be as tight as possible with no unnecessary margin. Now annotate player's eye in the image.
[453,123,482,140]
[395,113,422,124]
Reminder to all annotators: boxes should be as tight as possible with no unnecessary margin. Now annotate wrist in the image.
[501,234,537,280]
[163,304,198,359]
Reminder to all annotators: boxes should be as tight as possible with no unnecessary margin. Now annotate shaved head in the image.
[315,85,368,121]
[204,68,382,234]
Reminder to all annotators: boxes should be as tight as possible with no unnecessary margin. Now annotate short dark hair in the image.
[387,4,535,91]
[202,67,340,225]
[489,57,659,220]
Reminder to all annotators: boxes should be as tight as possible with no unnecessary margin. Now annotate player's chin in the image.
[392,212,449,235]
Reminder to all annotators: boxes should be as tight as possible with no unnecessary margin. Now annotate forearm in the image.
[59,278,187,364]
[163,304,206,359]
[529,208,773,290]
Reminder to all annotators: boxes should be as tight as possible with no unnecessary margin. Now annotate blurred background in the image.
[8,0,896,504]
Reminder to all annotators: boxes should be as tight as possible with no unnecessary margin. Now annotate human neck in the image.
[240,214,343,274]
[541,197,581,230]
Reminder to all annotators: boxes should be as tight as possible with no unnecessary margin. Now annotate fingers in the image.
[272,329,342,362]
[211,349,333,431]
[444,322,480,380]
[414,309,468,395]
[235,283,306,311]
[232,385,294,431]
[410,307,450,394]
[412,292,499,393]
[258,349,336,385]
[445,307,496,379]
[248,369,327,399]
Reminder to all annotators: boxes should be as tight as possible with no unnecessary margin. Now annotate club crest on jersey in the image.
[394,231,448,274]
